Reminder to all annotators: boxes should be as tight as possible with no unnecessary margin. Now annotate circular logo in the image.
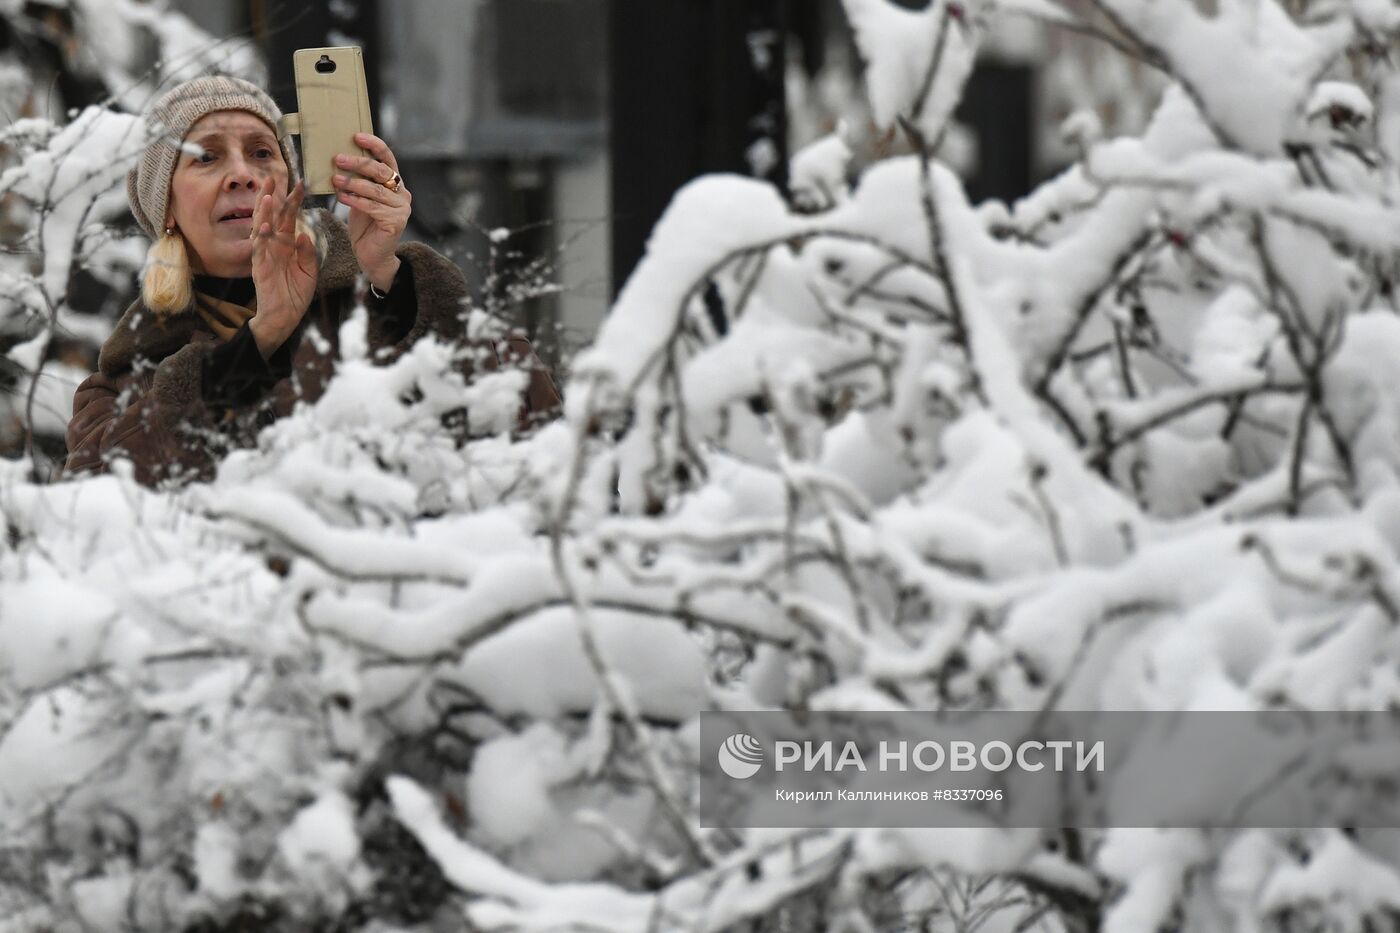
[718,733,764,779]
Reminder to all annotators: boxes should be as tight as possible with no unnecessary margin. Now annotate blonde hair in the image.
[142,228,192,315]
[141,216,320,315]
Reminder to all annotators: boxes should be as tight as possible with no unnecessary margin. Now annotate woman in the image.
[64,75,559,487]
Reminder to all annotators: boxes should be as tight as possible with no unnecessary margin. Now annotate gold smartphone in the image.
[283,46,374,195]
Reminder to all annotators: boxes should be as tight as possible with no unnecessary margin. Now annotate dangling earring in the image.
[143,224,192,315]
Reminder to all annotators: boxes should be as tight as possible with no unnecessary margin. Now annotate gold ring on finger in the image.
[383,171,402,193]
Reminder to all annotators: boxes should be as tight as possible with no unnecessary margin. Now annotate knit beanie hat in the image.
[126,75,301,240]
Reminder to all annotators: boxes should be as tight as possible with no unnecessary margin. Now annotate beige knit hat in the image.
[126,75,301,240]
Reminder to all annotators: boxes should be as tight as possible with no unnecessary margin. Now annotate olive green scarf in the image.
[192,291,256,343]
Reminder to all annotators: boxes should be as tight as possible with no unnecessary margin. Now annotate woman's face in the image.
[166,110,289,278]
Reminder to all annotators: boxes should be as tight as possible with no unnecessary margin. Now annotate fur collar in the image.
[100,208,363,376]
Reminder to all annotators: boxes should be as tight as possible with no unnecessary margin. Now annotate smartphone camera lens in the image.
[315,55,336,74]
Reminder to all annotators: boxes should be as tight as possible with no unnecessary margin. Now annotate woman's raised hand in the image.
[249,177,318,360]
[332,132,410,293]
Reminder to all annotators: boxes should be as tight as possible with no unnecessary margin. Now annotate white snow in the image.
[841,0,980,139]
[277,789,363,879]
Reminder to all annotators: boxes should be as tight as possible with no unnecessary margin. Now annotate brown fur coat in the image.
[64,209,559,486]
